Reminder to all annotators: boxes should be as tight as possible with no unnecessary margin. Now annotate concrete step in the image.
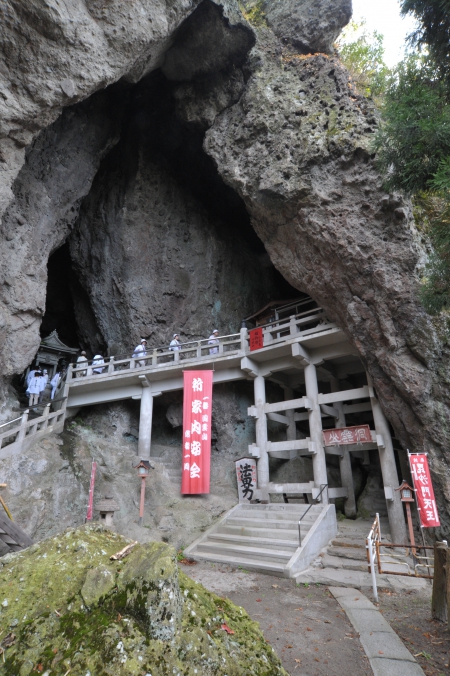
[321,554,368,572]
[327,546,367,562]
[330,538,366,549]
[196,540,294,563]
[217,524,309,539]
[208,532,298,551]
[226,516,315,530]
[188,550,287,576]
[239,502,321,514]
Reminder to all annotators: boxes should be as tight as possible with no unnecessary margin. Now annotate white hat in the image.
[212,329,219,334]
[141,339,147,344]
[173,333,179,338]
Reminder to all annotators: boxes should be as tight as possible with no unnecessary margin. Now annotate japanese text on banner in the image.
[409,453,440,528]
[181,371,213,495]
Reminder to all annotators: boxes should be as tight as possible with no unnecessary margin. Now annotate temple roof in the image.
[39,331,79,355]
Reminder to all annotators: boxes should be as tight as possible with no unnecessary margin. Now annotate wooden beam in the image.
[264,397,311,414]
[267,482,314,494]
[328,487,348,499]
[318,386,370,405]
[268,439,310,452]
[267,412,289,426]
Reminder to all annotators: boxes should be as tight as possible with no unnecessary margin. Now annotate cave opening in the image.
[41,243,79,348]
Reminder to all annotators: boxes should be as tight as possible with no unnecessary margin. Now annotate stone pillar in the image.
[284,387,297,442]
[330,377,357,518]
[304,363,328,502]
[254,375,269,491]
[367,373,407,544]
[138,388,154,459]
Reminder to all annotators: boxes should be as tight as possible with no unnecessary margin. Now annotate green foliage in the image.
[374,54,450,194]
[417,192,450,313]
[337,21,390,101]
[239,0,267,27]
[400,0,450,79]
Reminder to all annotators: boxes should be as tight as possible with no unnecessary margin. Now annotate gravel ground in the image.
[181,560,372,676]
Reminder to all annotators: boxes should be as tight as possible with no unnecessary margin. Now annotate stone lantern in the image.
[96,496,119,527]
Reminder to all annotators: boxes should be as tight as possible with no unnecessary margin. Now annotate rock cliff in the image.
[0,0,449,534]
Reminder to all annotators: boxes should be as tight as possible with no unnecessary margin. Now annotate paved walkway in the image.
[329,587,425,676]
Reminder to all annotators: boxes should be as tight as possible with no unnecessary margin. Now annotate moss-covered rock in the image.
[0,525,287,675]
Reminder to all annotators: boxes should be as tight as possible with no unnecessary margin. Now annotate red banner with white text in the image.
[249,327,264,351]
[409,453,440,528]
[181,370,213,494]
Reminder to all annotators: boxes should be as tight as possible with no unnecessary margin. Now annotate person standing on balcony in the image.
[133,339,148,367]
[76,351,88,378]
[208,329,219,354]
[28,370,42,407]
[92,354,105,374]
[50,372,60,400]
[169,334,181,351]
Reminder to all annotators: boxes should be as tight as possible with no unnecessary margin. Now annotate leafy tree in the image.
[373,55,450,193]
[337,21,390,101]
[400,0,450,80]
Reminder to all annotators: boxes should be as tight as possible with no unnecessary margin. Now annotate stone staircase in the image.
[184,502,337,577]
[152,448,182,485]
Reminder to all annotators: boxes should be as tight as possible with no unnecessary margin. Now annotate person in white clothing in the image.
[133,339,147,367]
[50,372,60,400]
[76,351,88,377]
[208,329,219,355]
[26,367,37,388]
[92,354,105,374]
[169,334,181,351]
[28,371,42,406]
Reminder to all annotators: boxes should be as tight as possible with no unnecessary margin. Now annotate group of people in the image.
[26,368,61,406]
[75,351,105,376]
[73,330,222,377]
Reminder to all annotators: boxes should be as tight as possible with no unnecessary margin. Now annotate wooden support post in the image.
[284,387,297,442]
[108,356,114,374]
[331,377,356,518]
[138,388,154,459]
[432,542,448,622]
[304,363,328,502]
[254,374,269,497]
[240,327,248,352]
[17,410,29,443]
[138,476,146,527]
[367,373,407,545]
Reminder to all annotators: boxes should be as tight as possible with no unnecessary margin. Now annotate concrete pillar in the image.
[304,363,328,502]
[284,387,297,442]
[330,377,357,518]
[138,388,154,459]
[254,375,269,490]
[367,373,407,544]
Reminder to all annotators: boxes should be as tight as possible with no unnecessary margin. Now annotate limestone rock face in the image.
[261,0,352,53]
[0,525,287,675]
[0,0,449,536]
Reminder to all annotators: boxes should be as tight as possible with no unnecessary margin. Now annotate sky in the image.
[349,0,419,67]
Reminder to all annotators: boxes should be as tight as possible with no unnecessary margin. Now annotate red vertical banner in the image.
[409,453,440,528]
[86,461,97,521]
[249,327,264,351]
[181,370,213,494]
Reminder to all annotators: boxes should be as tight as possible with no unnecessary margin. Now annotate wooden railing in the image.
[0,399,67,455]
[67,309,335,381]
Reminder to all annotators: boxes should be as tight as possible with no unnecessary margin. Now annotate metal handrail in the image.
[298,483,328,546]
[0,416,22,430]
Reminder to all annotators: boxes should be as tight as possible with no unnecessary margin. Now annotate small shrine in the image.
[96,496,119,527]
[26,331,79,379]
